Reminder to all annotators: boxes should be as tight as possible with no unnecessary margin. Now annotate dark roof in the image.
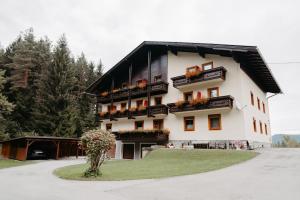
[86,41,282,94]
[0,136,79,143]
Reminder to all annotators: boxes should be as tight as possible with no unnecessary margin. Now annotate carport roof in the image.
[0,136,80,143]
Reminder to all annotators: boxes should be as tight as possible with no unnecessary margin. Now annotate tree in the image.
[95,59,104,78]
[34,35,77,137]
[80,129,115,177]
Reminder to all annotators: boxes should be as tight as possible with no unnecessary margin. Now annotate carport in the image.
[1,136,83,161]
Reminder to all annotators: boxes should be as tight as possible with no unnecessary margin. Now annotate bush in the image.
[80,129,115,177]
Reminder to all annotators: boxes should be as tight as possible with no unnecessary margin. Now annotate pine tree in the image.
[35,35,77,137]
[95,59,104,78]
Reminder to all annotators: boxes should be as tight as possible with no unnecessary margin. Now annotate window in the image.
[135,121,144,130]
[154,75,162,82]
[106,123,112,131]
[253,118,257,132]
[136,100,143,109]
[154,97,162,105]
[121,103,127,110]
[259,121,263,134]
[107,105,116,112]
[265,123,268,135]
[250,92,254,106]
[184,116,195,131]
[207,87,219,98]
[208,114,221,130]
[184,91,193,102]
[262,102,266,113]
[153,119,164,130]
[122,82,128,89]
[257,98,261,110]
[202,62,213,71]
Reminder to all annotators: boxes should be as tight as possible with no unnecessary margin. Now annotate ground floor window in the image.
[253,118,257,132]
[184,116,195,131]
[208,114,221,130]
[135,121,144,130]
[153,119,164,130]
[259,121,263,134]
[265,123,268,135]
[106,123,112,131]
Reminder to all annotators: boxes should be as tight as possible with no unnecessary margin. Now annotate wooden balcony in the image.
[171,67,226,89]
[97,81,168,104]
[167,95,234,114]
[97,105,168,121]
[113,129,169,142]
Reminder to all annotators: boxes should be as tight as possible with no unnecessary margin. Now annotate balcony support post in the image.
[128,64,132,119]
[147,50,152,117]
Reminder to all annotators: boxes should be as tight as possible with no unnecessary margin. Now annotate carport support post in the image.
[24,140,29,160]
[56,141,60,160]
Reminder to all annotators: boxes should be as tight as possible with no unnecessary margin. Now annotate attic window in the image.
[202,62,213,70]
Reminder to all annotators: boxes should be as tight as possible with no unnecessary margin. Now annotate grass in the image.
[0,159,35,169]
[54,149,257,181]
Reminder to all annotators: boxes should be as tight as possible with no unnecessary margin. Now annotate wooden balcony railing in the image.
[97,81,168,103]
[167,95,234,113]
[171,67,226,88]
[97,104,168,121]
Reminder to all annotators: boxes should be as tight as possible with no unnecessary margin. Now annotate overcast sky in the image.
[0,0,299,135]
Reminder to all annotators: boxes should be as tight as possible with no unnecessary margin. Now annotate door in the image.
[122,144,134,159]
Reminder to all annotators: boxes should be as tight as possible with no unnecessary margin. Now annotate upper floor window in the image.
[250,92,254,106]
[208,87,219,98]
[257,98,261,110]
[153,119,164,130]
[262,102,266,113]
[154,96,162,105]
[208,114,221,130]
[154,75,162,83]
[121,103,127,111]
[184,116,195,131]
[184,91,193,102]
[107,105,116,112]
[106,123,112,131]
[136,100,143,109]
[253,118,257,132]
[259,121,263,134]
[135,121,144,130]
[202,62,213,71]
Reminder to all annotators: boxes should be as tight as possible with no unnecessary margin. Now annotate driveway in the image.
[0,148,299,200]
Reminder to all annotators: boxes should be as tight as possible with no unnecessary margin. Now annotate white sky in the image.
[0,0,299,135]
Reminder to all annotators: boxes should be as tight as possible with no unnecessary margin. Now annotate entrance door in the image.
[123,143,134,159]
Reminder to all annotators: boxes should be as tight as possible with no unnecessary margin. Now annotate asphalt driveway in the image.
[0,148,299,200]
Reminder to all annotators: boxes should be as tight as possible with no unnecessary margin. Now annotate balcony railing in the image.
[167,95,234,114]
[97,81,168,104]
[171,67,226,88]
[97,104,168,121]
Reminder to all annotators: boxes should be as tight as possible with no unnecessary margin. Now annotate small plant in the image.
[120,108,127,113]
[129,107,137,112]
[175,100,185,107]
[137,82,147,89]
[110,110,118,115]
[100,91,108,97]
[99,111,108,117]
[189,98,208,106]
[185,66,202,78]
[138,105,146,111]
[80,129,115,177]
[112,88,120,93]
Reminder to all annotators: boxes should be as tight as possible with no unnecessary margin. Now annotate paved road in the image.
[0,148,299,200]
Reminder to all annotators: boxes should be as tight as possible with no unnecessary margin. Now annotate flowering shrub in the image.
[185,66,202,78]
[137,81,147,89]
[129,107,137,112]
[138,105,146,111]
[80,129,115,177]
[189,98,208,106]
[100,91,109,97]
[175,100,185,107]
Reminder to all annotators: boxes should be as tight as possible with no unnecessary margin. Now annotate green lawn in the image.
[54,149,257,181]
[0,159,35,169]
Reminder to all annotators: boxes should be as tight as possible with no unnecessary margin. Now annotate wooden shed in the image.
[0,136,83,161]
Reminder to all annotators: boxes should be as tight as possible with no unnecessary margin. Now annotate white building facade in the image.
[87,42,281,159]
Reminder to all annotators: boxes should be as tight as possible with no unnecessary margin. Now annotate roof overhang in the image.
[86,41,282,94]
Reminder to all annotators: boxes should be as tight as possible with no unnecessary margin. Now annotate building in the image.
[86,41,281,159]
[0,136,82,160]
